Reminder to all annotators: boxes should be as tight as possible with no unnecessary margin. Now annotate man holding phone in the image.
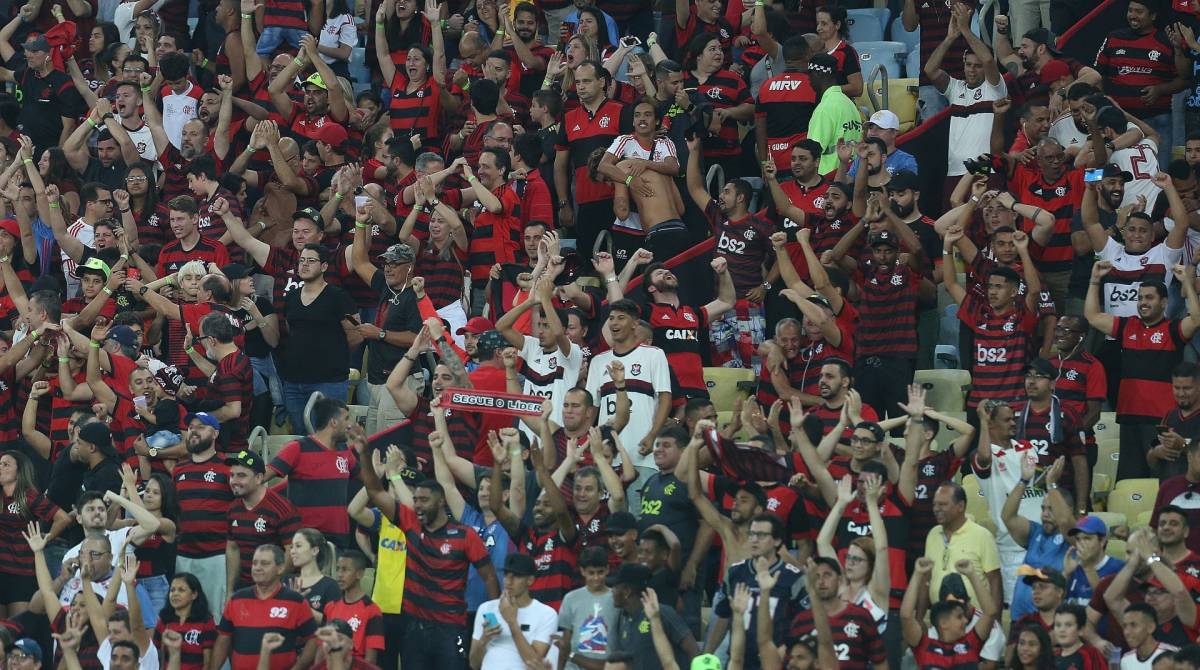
[468,553,557,670]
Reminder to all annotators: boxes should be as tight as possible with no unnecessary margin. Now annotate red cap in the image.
[313,122,349,150]
[0,219,19,240]
[1040,59,1071,85]
[456,316,494,335]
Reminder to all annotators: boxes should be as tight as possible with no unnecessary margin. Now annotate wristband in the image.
[375,22,384,29]
[0,256,8,263]
[1018,477,1030,486]
[86,118,98,129]
[241,12,252,18]
[646,36,657,46]
[292,56,304,66]
[335,192,345,201]
[624,175,633,185]
[258,320,267,328]
[167,276,175,285]
[185,346,196,355]
[29,329,38,341]
[21,158,32,165]
[141,86,151,93]
[461,81,470,92]
[101,287,112,296]
[440,19,447,29]
[388,473,404,482]
[200,58,209,68]
[467,175,478,183]
[258,221,268,231]
[541,78,552,89]
[49,202,60,209]
[58,356,69,364]
[89,340,101,349]
[120,208,131,213]
[121,253,129,260]
[495,29,505,37]
[355,223,367,229]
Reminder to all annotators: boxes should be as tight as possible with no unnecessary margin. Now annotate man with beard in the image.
[112,80,167,164]
[360,454,499,669]
[269,397,358,546]
[1078,107,1163,213]
[158,119,211,200]
[228,120,318,206]
[151,195,232,276]
[62,100,138,192]
[490,437,580,611]
[993,24,1100,106]
[1051,83,1147,159]
[1152,505,1200,575]
[1013,358,1091,505]
[500,4,552,112]
[1046,315,1107,467]
[173,412,234,611]
[1150,364,1200,480]
[846,111,918,179]
[267,36,351,143]
[224,449,301,593]
[1068,163,1131,312]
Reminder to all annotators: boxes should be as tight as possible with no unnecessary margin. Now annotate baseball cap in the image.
[1019,565,1067,589]
[938,572,971,602]
[22,35,50,52]
[328,619,354,638]
[691,655,723,670]
[605,562,653,589]
[380,243,415,264]
[77,257,111,279]
[1068,515,1108,537]
[1102,163,1133,182]
[456,316,494,336]
[313,123,349,150]
[303,72,328,90]
[867,110,900,130]
[1023,28,1060,54]
[0,219,19,240]
[1040,59,1071,85]
[9,639,42,662]
[604,511,638,535]
[808,54,837,75]
[106,325,138,348]
[504,553,537,576]
[868,230,899,249]
[886,170,920,192]
[475,330,508,357]
[292,208,324,228]
[1025,358,1055,378]
[185,411,221,431]
[225,449,265,474]
[78,422,113,452]
[220,263,253,280]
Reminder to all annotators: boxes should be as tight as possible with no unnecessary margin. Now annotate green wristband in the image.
[89,340,100,349]
[185,346,196,355]
[624,175,633,185]
[58,356,69,364]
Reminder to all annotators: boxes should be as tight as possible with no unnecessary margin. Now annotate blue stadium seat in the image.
[855,41,907,80]
[848,7,891,34]
[846,10,884,43]
[891,16,920,54]
[906,47,921,78]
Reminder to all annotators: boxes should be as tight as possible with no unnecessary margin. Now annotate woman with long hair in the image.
[117,466,179,617]
[375,0,449,151]
[1010,623,1056,670]
[317,0,357,79]
[684,32,756,178]
[38,147,80,214]
[124,162,168,245]
[133,12,161,55]
[154,572,216,670]
[574,7,614,58]
[0,451,70,617]
[289,528,341,622]
[815,5,863,98]
[361,124,395,185]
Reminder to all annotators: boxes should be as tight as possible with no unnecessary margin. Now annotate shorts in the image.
[709,300,766,373]
[0,572,38,605]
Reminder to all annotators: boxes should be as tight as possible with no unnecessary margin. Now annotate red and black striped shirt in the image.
[645,302,710,400]
[263,0,307,30]
[414,241,467,309]
[915,0,977,86]
[390,503,489,625]
[908,450,964,557]
[1112,316,1188,421]
[0,367,19,444]
[556,99,628,205]
[407,395,480,471]
[218,585,317,670]
[790,601,885,669]
[0,489,59,577]
[175,457,233,558]
[212,351,253,454]
[387,73,443,149]
[675,8,734,63]
[466,185,522,281]
[1049,351,1107,420]
[157,146,195,201]
[269,437,359,544]
[912,630,984,669]
[827,40,861,85]
[756,71,818,170]
[517,524,579,611]
[1095,29,1179,118]
[705,200,774,293]
[227,490,302,586]
[154,615,217,670]
[833,489,911,608]
[1011,165,1084,274]
[857,263,920,358]
[685,69,750,158]
[959,291,1038,409]
[157,236,232,277]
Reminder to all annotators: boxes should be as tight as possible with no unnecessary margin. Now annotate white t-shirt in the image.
[63,218,94,279]
[972,440,1042,558]
[518,335,584,443]
[161,82,200,149]
[585,344,671,469]
[1110,137,1161,213]
[98,637,160,670]
[1164,215,1200,266]
[606,134,677,163]
[123,121,159,164]
[1097,237,1184,317]
[472,597,558,670]
[1121,642,1178,669]
[1049,114,1088,150]
[318,14,358,65]
[944,76,1007,177]
[63,526,135,568]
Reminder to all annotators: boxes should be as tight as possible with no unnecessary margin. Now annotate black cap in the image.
[1025,358,1055,378]
[939,572,971,602]
[504,553,537,576]
[809,53,837,75]
[885,170,920,192]
[605,562,653,589]
[292,208,324,228]
[225,449,266,474]
[1101,163,1133,182]
[1022,27,1060,54]
[78,422,113,453]
[868,230,900,249]
[221,263,253,280]
[1020,567,1067,589]
[603,511,638,535]
[328,619,354,638]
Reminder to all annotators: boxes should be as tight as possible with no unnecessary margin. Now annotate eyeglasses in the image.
[298,257,322,265]
[844,554,867,564]
[8,653,34,663]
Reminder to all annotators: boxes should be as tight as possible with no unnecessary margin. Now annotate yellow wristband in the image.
[185,346,195,355]
[49,202,59,209]
[29,329,38,340]
[58,356,69,364]
[467,175,478,183]
[101,287,112,296]
[335,192,345,200]
[292,56,304,66]
[241,12,252,18]
[21,158,31,165]
[624,175,633,185]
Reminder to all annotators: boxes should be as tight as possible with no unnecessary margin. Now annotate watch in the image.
[761,281,772,290]
[1146,553,1163,566]
[378,329,387,341]
[138,285,149,296]
[148,447,158,458]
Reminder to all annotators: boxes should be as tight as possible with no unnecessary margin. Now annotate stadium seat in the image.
[703,367,756,414]
[932,411,968,452]
[890,17,920,54]
[714,411,754,441]
[1106,539,1127,560]
[1093,438,1120,497]
[323,542,338,577]
[1132,510,1154,531]
[248,426,267,458]
[263,435,301,462]
[348,368,361,404]
[913,368,970,413]
[360,567,375,596]
[855,41,908,80]
[846,10,885,43]
[962,474,991,524]
[933,345,959,370]
[906,48,920,79]
[1090,512,1127,535]
[1107,479,1160,524]
[849,7,891,34]
[1092,412,1116,445]
[858,76,918,132]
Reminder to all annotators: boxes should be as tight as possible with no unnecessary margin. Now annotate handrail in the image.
[866,63,889,112]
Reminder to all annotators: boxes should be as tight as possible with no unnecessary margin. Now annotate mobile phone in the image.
[620,36,641,48]
[1084,168,1104,183]
[354,195,369,210]
[134,396,148,409]
[127,267,140,281]
[1157,424,1171,435]
[483,612,500,628]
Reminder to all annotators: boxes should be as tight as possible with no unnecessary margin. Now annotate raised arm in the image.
[1084,261,1117,336]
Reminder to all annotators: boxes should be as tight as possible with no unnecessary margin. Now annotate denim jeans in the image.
[283,380,348,434]
[250,355,284,405]
[1144,112,1173,159]
[256,26,308,56]
[139,574,170,623]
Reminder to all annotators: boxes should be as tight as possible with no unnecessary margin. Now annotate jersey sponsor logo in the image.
[767,80,808,92]
[664,328,698,340]
[1118,65,1153,76]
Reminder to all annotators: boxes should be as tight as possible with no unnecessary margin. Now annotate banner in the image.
[439,388,545,417]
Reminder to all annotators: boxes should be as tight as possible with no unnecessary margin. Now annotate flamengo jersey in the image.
[1098,237,1183,319]
[518,334,584,427]
[1010,165,1085,273]
[1111,137,1161,212]
[704,200,775,293]
[973,439,1043,557]
[556,99,628,205]
[606,134,677,163]
[585,344,671,469]
[1095,28,1179,117]
[945,76,1007,176]
[645,302,710,401]
[958,291,1038,408]
[1113,316,1188,420]
[756,71,817,170]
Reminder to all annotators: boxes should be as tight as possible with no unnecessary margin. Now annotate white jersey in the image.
[99,637,159,670]
[518,335,584,442]
[1164,215,1200,266]
[472,597,558,670]
[605,134,677,163]
[1111,137,1161,214]
[1122,642,1178,669]
[1098,237,1183,317]
[1049,114,1088,149]
[161,82,200,149]
[944,76,1007,177]
[123,121,159,163]
[586,344,671,469]
[972,440,1042,557]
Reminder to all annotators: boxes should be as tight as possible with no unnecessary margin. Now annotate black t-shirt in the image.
[231,296,276,359]
[637,472,699,549]
[9,55,85,154]
[278,283,357,383]
[609,604,692,670]
[1069,208,1117,298]
[82,157,127,192]
[365,272,423,385]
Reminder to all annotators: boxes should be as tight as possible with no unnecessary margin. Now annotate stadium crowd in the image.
[3,0,1200,667]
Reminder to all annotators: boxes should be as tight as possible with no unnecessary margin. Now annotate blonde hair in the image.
[176,260,206,283]
[568,34,599,62]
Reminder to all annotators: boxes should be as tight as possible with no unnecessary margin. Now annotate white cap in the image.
[867,110,900,130]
